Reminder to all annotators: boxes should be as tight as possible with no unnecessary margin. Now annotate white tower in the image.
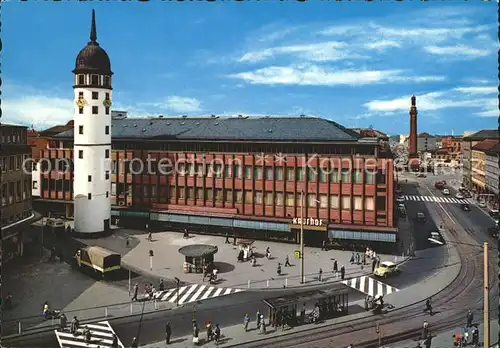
[73,10,112,235]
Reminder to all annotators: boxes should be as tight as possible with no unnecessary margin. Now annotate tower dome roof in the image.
[73,10,112,75]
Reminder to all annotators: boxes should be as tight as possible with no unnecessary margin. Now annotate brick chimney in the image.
[409,95,418,156]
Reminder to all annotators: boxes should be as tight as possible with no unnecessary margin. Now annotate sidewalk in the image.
[82,229,406,289]
[391,319,499,348]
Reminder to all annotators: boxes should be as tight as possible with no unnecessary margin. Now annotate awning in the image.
[328,229,396,243]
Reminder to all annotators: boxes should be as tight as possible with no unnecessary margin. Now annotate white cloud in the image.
[2,95,73,128]
[454,86,497,94]
[364,87,498,117]
[164,96,201,113]
[364,40,401,51]
[237,41,366,63]
[423,45,491,57]
[229,65,444,86]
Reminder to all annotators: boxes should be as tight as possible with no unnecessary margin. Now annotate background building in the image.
[462,130,499,191]
[485,142,500,205]
[35,115,398,251]
[1,124,36,265]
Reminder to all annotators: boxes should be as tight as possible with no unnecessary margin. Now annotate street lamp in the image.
[300,190,305,284]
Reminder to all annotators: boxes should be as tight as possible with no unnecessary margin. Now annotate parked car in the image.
[428,231,444,245]
[417,174,427,178]
[455,193,464,199]
[434,181,445,189]
[417,212,426,222]
[461,203,470,211]
[488,209,499,218]
[442,188,450,195]
[478,201,487,208]
[373,261,400,278]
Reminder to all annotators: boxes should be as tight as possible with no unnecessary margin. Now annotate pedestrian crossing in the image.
[153,284,244,305]
[341,276,399,298]
[403,195,473,205]
[54,321,124,348]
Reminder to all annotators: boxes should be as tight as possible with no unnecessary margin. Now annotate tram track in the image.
[233,197,485,348]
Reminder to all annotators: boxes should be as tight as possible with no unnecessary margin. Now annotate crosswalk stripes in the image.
[341,276,399,298]
[153,284,244,305]
[403,195,473,205]
[54,320,124,348]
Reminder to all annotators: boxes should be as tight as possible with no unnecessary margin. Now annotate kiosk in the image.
[179,244,218,274]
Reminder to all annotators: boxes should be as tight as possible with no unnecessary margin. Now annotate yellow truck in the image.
[75,246,121,277]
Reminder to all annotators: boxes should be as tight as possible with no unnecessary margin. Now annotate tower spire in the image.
[90,9,97,43]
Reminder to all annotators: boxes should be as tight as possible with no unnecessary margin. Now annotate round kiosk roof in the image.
[178,244,218,258]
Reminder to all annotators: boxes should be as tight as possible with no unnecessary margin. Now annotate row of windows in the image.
[1,210,32,227]
[78,105,110,115]
[87,192,109,200]
[136,186,383,211]
[76,74,111,87]
[1,155,29,172]
[1,179,31,206]
[78,125,110,135]
[78,149,110,159]
[88,171,110,182]
[1,130,26,144]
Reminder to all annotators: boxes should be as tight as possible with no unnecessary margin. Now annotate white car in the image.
[396,196,405,203]
[442,188,450,195]
[455,193,464,199]
[428,232,444,245]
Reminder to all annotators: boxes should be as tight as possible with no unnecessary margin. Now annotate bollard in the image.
[18,322,21,334]
[285,278,288,288]
[247,280,250,289]
[105,307,108,318]
[266,280,269,288]
[130,303,133,314]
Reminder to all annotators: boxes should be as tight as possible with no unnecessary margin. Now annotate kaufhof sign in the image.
[292,218,324,226]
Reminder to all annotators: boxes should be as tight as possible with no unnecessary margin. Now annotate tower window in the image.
[105,107,110,115]
[105,171,110,180]
[92,92,99,100]
[106,191,109,198]
[79,150,83,159]
[78,92,84,99]
[78,75,85,84]
[105,149,110,158]
[79,107,84,114]
[79,126,83,134]
[88,175,92,182]
[92,106,99,114]
[105,93,110,100]
[88,193,92,200]
[105,126,110,135]
[104,76,110,87]
[91,74,99,85]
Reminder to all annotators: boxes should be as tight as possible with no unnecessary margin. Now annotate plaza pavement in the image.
[105,229,405,290]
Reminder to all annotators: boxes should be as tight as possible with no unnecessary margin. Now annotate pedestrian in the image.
[225,232,230,244]
[214,324,221,345]
[350,253,355,264]
[111,333,118,348]
[243,313,250,331]
[165,321,172,344]
[193,323,199,345]
[424,334,432,348]
[425,298,433,316]
[277,263,282,275]
[148,231,152,241]
[333,260,338,276]
[259,315,266,334]
[363,254,366,265]
[256,309,261,328]
[159,279,164,292]
[131,337,138,348]
[355,253,360,264]
[59,313,67,331]
[132,283,139,301]
[422,321,429,339]
[340,265,345,280]
[466,309,473,327]
[322,240,326,251]
[266,247,271,259]
[205,321,213,341]
[318,268,323,282]
[233,235,237,245]
[372,259,377,272]
[70,316,79,334]
[284,255,291,267]
[126,237,130,247]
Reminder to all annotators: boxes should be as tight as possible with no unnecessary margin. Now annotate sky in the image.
[2,2,498,136]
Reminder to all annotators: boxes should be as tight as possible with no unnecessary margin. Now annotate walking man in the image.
[243,313,250,332]
[466,309,473,327]
[318,268,323,282]
[284,255,291,267]
[159,279,164,292]
[425,298,433,316]
[333,260,338,277]
[322,240,327,251]
[132,283,139,301]
[165,321,172,344]
[225,232,230,244]
[372,259,377,273]
[256,309,261,329]
[340,265,346,280]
